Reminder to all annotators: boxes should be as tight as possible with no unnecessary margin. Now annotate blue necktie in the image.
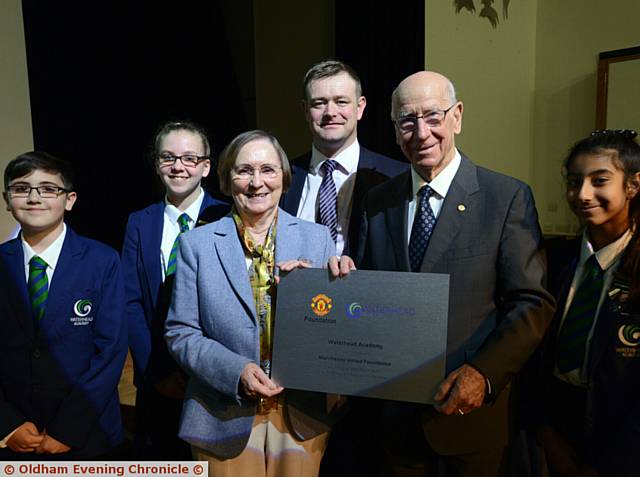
[166,213,190,276]
[409,185,436,272]
[28,256,49,323]
[556,255,604,372]
[318,159,339,244]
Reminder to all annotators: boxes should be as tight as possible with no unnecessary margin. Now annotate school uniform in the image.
[0,225,127,459]
[122,189,228,458]
[537,232,640,477]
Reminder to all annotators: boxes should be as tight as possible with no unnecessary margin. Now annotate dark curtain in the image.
[335,3,424,162]
[22,0,247,249]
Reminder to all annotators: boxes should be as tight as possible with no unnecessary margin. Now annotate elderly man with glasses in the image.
[355,71,555,477]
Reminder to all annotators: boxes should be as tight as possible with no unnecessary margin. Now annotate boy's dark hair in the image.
[565,129,640,304]
[4,151,75,190]
[302,60,362,101]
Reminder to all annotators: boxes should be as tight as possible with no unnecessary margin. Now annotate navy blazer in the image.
[357,155,555,455]
[281,146,407,257]
[537,237,640,476]
[122,192,229,387]
[0,227,127,458]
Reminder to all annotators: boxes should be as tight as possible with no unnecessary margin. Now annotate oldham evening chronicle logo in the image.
[305,294,336,323]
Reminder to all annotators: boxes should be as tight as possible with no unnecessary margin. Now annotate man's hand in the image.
[240,362,283,399]
[328,255,356,278]
[6,422,43,453]
[35,432,71,454]
[154,371,188,399]
[433,364,486,415]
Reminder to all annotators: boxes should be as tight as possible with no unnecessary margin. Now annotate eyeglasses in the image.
[231,164,282,181]
[7,184,70,198]
[392,104,456,133]
[158,153,209,168]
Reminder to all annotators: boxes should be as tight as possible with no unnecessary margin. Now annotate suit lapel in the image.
[420,156,480,273]
[141,203,164,302]
[543,242,579,366]
[213,217,257,322]
[281,153,311,215]
[1,238,32,335]
[346,148,375,255]
[385,171,412,271]
[45,227,83,328]
[274,210,301,262]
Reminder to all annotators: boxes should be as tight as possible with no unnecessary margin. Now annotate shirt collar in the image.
[310,139,360,175]
[411,149,462,199]
[21,223,67,271]
[579,228,632,271]
[164,188,204,225]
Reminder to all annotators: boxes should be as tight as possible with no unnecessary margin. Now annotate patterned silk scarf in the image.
[232,207,278,376]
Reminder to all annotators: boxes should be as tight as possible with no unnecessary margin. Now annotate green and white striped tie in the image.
[166,213,190,276]
[28,255,49,323]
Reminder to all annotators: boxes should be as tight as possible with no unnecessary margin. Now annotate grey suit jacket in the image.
[165,209,335,459]
[357,155,555,454]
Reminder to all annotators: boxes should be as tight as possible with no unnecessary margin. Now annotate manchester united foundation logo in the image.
[310,293,333,317]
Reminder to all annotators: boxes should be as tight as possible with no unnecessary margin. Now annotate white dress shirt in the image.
[160,188,204,281]
[21,223,66,283]
[554,229,631,387]
[407,150,462,242]
[296,140,360,256]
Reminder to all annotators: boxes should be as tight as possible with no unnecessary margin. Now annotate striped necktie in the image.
[28,256,49,323]
[409,185,436,272]
[556,254,604,372]
[317,159,339,244]
[166,213,190,277]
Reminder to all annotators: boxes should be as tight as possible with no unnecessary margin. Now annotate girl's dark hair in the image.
[565,129,640,304]
[4,151,74,190]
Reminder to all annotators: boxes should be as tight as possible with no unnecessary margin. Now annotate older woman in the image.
[165,130,339,477]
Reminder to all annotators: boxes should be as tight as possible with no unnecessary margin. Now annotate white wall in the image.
[425,1,538,185]
[253,0,334,158]
[532,0,640,234]
[426,0,640,234]
[0,0,33,240]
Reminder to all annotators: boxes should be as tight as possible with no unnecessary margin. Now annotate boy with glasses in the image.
[0,151,127,459]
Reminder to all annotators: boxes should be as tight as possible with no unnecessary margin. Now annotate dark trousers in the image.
[320,398,382,477]
[378,405,509,477]
[133,386,191,460]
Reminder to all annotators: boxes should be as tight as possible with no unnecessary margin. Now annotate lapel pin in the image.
[457,204,466,212]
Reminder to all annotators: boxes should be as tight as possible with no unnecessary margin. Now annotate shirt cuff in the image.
[0,427,20,448]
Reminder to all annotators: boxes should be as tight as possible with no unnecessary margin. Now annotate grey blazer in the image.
[165,209,336,459]
[357,155,555,456]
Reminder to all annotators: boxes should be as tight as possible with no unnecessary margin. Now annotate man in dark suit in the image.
[281,60,407,257]
[356,71,555,476]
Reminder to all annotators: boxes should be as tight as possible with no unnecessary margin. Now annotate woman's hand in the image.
[240,362,283,399]
[328,255,356,278]
[275,259,312,284]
